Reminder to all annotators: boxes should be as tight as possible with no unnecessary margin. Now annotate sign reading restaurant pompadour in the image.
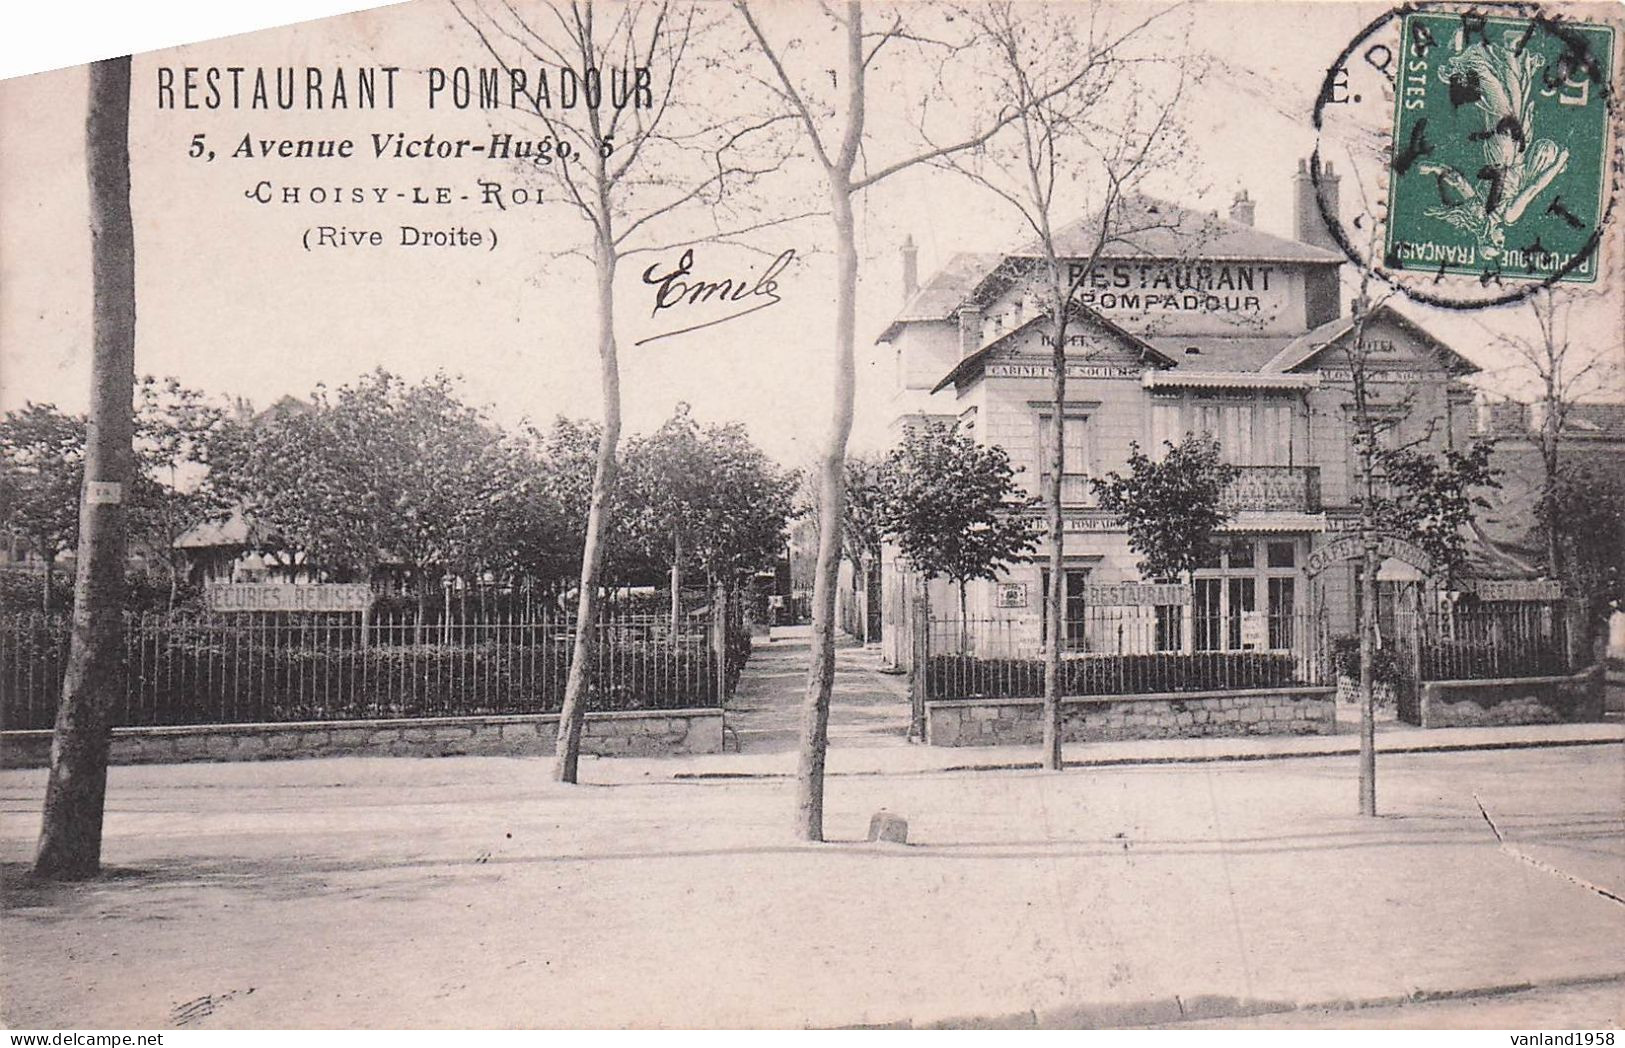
[1304,535,1435,578]
[205,582,374,612]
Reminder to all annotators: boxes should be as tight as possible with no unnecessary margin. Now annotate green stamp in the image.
[1385,11,1615,284]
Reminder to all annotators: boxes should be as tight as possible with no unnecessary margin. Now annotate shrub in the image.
[926,650,1302,700]
[1329,634,1409,688]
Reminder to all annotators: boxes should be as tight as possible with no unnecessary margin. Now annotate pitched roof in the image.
[175,509,255,549]
[877,252,1002,343]
[1141,336,1290,373]
[931,305,1175,394]
[1262,305,1481,375]
[1030,196,1347,265]
[881,196,1345,340]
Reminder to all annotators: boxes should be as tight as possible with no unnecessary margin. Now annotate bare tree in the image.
[934,0,1189,771]
[34,57,136,879]
[455,0,793,782]
[1490,288,1621,579]
[736,0,1129,840]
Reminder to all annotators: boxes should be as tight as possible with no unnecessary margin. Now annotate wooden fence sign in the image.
[204,582,373,613]
[1083,583,1191,606]
[1464,579,1563,602]
[1304,534,1435,578]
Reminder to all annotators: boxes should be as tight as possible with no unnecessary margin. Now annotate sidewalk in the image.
[593,625,1625,786]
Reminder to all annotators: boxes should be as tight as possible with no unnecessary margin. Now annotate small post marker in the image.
[866,811,908,845]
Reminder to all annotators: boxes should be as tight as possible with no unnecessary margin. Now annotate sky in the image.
[2,0,1620,473]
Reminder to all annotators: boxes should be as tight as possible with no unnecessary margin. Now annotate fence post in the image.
[908,596,928,743]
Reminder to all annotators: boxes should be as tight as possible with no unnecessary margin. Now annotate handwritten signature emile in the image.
[636,247,796,346]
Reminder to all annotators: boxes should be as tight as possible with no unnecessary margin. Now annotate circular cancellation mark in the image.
[1310,1,1622,310]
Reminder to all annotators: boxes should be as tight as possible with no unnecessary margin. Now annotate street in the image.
[3,741,1621,1028]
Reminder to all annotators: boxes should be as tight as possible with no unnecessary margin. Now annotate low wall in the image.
[926,687,1336,747]
[1419,667,1603,728]
[0,708,722,769]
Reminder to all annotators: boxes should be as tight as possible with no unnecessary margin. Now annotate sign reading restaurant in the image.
[205,582,374,612]
[1066,262,1283,316]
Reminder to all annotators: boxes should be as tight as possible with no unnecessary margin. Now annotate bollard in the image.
[866,811,909,845]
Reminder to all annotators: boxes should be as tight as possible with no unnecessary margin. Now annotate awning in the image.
[1216,513,1327,533]
[1143,371,1320,391]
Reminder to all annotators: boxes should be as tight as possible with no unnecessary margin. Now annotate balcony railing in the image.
[1220,466,1321,514]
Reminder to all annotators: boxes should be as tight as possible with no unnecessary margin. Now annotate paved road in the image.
[3,744,1620,1029]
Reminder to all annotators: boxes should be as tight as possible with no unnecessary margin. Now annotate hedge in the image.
[926,651,1303,701]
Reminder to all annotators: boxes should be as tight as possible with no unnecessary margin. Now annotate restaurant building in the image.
[874,161,1491,664]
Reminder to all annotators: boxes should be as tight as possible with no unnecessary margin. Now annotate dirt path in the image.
[725,625,911,753]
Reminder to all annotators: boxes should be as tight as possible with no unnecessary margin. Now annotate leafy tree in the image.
[1537,464,1623,656]
[128,376,232,608]
[1367,437,1499,582]
[0,403,85,611]
[217,371,504,621]
[880,421,1038,724]
[456,0,793,785]
[1090,435,1238,583]
[622,405,711,634]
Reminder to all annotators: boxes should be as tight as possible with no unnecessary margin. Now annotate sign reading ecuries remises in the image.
[205,582,374,612]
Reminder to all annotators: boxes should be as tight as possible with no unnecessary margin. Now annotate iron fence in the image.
[923,607,1329,701]
[1,608,743,731]
[1411,601,1574,681]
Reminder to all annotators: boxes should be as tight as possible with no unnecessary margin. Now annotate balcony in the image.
[1220,466,1321,514]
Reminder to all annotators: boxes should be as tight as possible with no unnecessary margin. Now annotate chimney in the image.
[901,234,919,302]
[1293,157,1339,250]
[1229,189,1255,226]
[957,306,983,359]
[1295,158,1344,327]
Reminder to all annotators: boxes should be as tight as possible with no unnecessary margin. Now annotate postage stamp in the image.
[1384,10,1615,285]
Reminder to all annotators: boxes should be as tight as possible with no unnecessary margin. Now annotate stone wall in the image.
[925,687,1335,747]
[1419,667,1603,728]
[0,708,722,769]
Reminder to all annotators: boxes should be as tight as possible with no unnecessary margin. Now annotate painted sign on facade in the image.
[1304,534,1435,577]
[995,582,1028,609]
[205,582,374,612]
[986,363,1140,380]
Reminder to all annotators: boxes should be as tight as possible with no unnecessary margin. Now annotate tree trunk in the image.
[957,579,969,654]
[554,230,621,784]
[1041,288,1067,772]
[41,553,55,614]
[34,57,136,880]
[796,172,858,842]
[670,532,682,638]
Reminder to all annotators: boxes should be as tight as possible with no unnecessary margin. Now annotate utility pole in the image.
[34,56,137,879]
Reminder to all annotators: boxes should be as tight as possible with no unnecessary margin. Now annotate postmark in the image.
[1312,2,1622,309]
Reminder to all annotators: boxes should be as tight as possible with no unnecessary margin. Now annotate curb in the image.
[672,733,1623,780]
[848,970,1625,1029]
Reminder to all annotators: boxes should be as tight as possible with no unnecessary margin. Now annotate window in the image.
[1040,569,1090,651]
[1038,414,1091,505]
[1227,577,1256,650]
[1155,605,1184,652]
[1152,392,1303,466]
[1192,538,1302,652]
[1268,577,1296,648]
[1193,578,1223,651]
